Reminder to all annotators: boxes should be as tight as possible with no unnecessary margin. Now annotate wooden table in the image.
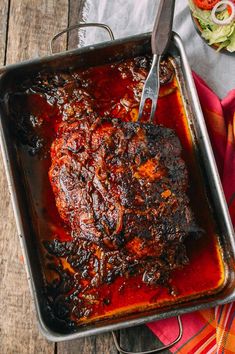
[0,1,171,353]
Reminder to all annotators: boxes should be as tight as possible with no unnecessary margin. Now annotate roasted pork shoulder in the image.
[49,116,194,286]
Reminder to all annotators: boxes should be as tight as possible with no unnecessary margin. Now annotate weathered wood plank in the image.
[68,0,86,50]
[6,0,69,63]
[120,325,171,354]
[58,1,167,353]
[58,2,117,352]
[0,1,172,352]
[0,1,68,353]
[0,0,9,65]
[57,333,118,354]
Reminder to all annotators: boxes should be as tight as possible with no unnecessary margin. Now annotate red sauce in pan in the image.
[15,57,225,326]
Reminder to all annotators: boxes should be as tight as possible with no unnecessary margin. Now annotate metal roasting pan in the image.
[0,30,235,343]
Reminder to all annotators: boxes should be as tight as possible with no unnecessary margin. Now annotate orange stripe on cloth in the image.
[177,330,215,354]
[202,108,227,140]
[148,311,207,353]
[175,315,215,354]
[216,303,235,353]
[222,114,235,207]
[194,335,216,354]
[200,108,227,176]
[218,332,235,353]
[147,73,235,354]
[199,308,216,326]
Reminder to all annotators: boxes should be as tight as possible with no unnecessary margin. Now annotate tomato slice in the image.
[227,0,235,15]
[193,0,220,10]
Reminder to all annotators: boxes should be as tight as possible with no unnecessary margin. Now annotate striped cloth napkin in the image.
[148,73,235,354]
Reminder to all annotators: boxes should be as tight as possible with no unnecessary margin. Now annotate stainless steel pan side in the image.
[174,34,235,256]
[0,32,235,342]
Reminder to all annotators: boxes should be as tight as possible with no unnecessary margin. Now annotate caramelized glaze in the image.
[9,56,225,329]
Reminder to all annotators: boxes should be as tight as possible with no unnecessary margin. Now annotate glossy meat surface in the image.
[49,116,193,286]
[9,54,219,329]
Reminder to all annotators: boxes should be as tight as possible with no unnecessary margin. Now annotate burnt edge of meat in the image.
[7,55,198,325]
[45,114,200,323]
[7,56,174,157]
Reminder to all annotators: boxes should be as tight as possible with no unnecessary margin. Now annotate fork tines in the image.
[138,54,161,123]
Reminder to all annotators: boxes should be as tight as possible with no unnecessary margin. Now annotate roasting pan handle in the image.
[50,23,115,54]
[112,315,182,354]
[50,22,183,354]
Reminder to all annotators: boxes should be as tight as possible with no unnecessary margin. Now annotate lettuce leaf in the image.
[227,28,235,52]
[202,23,235,44]
[188,0,235,52]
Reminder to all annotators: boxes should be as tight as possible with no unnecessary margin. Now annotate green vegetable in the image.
[188,0,235,52]
[227,27,235,50]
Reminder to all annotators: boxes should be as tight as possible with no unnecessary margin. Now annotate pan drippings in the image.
[8,56,224,330]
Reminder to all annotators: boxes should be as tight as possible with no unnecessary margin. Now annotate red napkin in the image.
[148,72,235,354]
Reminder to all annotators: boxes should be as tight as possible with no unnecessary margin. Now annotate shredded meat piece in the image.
[49,116,194,286]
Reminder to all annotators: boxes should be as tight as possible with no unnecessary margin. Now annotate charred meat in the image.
[49,116,193,287]
[9,55,200,324]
